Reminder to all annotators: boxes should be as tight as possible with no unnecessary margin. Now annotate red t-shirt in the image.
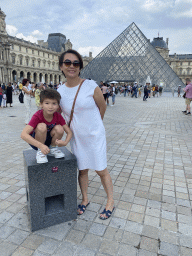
[28,110,66,133]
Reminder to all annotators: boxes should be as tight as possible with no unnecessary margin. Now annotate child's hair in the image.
[40,88,61,104]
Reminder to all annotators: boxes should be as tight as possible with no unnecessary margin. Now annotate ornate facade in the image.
[0,9,93,84]
[151,37,192,84]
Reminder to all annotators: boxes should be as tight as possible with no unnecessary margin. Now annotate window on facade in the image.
[26,48,28,53]
[32,60,35,67]
[180,62,182,66]
[180,69,182,75]
[43,52,45,57]
[48,54,49,58]
[48,62,50,67]
[12,45,14,50]
[187,69,191,75]
[38,61,40,68]
[32,49,34,54]
[2,51,4,60]
[26,59,29,66]
[44,61,46,67]
[19,46,21,51]
[20,57,22,65]
[38,51,40,56]
[12,56,15,64]
[189,62,191,66]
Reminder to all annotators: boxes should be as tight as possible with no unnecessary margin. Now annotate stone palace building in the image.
[0,8,92,85]
[151,37,192,84]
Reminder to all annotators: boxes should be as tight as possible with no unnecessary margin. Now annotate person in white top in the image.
[58,49,114,220]
[22,79,33,125]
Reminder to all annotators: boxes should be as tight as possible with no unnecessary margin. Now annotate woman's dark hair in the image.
[40,88,61,104]
[59,49,83,70]
[22,78,29,86]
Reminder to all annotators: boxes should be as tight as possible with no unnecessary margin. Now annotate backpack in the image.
[19,92,24,103]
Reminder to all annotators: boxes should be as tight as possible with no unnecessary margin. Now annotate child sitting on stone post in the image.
[21,88,73,164]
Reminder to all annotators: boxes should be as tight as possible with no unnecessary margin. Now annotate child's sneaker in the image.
[36,149,48,164]
[50,146,65,158]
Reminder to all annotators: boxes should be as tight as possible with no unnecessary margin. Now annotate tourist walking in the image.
[131,82,138,98]
[0,85,2,108]
[143,84,148,101]
[159,86,163,96]
[22,78,32,124]
[178,85,181,97]
[182,78,192,115]
[101,82,108,104]
[6,83,13,107]
[58,49,114,220]
[111,83,116,106]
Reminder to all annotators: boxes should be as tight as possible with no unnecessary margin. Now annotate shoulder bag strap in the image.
[68,79,85,127]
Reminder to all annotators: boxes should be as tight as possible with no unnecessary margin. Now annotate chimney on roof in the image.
[166,38,169,47]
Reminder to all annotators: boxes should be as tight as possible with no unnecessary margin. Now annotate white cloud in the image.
[142,0,174,12]
[78,46,105,58]
[31,30,43,37]
[6,25,44,44]
[6,25,18,36]
[16,33,38,43]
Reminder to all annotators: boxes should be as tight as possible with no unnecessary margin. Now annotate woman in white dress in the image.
[57,49,114,219]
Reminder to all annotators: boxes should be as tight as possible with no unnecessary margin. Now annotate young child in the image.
[35,82,44,110]
[21,88,73,164]
[2,91,7,108]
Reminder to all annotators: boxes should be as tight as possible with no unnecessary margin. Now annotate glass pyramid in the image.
[81,22,184,88]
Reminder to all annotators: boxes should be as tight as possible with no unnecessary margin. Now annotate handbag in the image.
[68,79,85,127]
[183,92,186,98]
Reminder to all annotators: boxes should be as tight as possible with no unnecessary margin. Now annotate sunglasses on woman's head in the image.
[62,59,80,68]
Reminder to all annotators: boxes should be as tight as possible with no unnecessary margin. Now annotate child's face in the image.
[40,98,59,115]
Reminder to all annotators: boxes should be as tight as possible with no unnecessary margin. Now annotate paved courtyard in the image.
[0,92,192,256]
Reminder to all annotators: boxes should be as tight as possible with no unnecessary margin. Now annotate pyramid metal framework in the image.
[81,23,184,88]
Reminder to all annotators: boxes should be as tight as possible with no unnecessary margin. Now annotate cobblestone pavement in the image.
[0,92,192,256]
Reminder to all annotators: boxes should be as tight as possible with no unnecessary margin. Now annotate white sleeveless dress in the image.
[58,79,107,171]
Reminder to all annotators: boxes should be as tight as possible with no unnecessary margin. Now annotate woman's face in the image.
[60,53,80,79]
[26,81,29,86]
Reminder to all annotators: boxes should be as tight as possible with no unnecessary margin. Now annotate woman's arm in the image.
[22,86,32,95]
[93,86,106,120]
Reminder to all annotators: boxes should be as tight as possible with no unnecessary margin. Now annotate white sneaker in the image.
[36,150,48,164]
[50,147,65,158]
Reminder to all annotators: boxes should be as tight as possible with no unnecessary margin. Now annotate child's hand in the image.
[55,139,67,147]
[39,144,50,155]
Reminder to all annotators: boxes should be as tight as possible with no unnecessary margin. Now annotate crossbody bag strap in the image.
[68,79,85,127]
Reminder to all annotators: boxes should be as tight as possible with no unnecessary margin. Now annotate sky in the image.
[1,0,192,57]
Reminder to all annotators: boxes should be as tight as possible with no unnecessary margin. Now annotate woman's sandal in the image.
[77,202,90,215]
[99,207,115,220]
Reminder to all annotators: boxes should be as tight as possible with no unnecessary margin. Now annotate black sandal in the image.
[77,202,90,215]
[99,207,115,220]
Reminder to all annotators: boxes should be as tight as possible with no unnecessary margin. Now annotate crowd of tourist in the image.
[99,81,164,105]
[0,81,59,109]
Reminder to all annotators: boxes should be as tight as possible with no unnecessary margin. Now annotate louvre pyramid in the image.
[81,22,184,88]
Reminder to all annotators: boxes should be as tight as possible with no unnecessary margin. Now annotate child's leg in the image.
[50,125,64,146]
[35,123,47,144]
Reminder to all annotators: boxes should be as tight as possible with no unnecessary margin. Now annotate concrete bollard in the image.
[23,147,77,231]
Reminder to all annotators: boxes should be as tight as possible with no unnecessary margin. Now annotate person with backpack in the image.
[143,83,149,101]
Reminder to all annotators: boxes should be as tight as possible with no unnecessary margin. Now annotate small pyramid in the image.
[81,23,184,88]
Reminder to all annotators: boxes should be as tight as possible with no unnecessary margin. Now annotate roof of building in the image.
[169,54,192,60]
[151,37,168,49]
